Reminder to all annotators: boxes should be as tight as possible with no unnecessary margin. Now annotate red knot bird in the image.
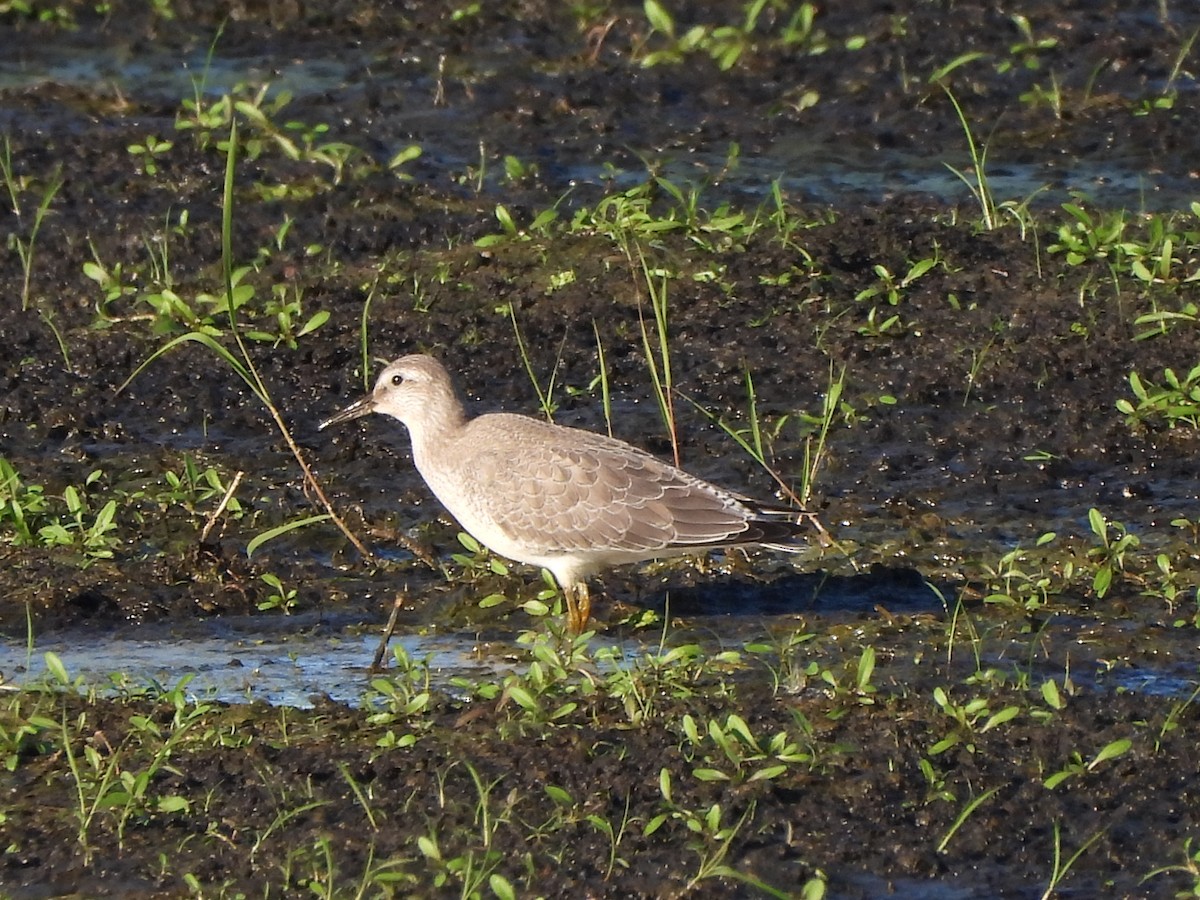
[321,355,808,632]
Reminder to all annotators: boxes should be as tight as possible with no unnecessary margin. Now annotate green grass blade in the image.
[247,514,333,558]
[117,332,258,398]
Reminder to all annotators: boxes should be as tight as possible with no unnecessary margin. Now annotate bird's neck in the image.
[407,399,468,465]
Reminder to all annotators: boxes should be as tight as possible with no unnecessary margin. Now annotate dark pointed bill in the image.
[319,394,377,431]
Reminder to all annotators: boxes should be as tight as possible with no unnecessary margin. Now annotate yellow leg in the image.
[564,582,592,634]
[575,582,591,633]
[563,583,579,633]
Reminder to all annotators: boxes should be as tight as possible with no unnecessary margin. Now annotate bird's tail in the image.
[742,499,812,549]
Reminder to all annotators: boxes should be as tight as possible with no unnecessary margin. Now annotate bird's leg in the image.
[563,582,592,634]
[563,582,579,634]
[575,582,591,633]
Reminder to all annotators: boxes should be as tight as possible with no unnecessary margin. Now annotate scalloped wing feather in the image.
[458,417,778,558]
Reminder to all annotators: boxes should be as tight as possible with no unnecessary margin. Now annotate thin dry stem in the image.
[200,470,244,544]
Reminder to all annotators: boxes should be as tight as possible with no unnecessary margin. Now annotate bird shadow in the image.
[630,565,944,619]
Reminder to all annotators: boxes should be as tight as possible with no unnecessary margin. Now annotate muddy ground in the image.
[1,0,1200,896]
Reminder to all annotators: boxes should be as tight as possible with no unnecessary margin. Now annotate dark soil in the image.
[1,0,1199,896]
[4,678,1200,898]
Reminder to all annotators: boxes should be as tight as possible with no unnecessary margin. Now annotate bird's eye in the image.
[391,374,404,386]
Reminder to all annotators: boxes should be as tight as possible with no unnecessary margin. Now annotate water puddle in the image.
[3,40,1196,211]
[0,42,356,102]
[1103,667,1200,697]
[0,615,497,708]
[6,604,1198,708]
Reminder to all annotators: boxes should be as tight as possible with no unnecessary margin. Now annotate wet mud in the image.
[1,0,1199,896]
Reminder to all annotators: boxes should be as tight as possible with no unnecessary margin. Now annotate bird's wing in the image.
[463,423,756,557]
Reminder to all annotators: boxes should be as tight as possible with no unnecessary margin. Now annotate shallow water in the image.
[1,616,486,707]
[4,39,1197,212]
[6,594,1197,708]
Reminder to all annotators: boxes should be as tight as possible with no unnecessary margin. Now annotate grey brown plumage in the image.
[321,354,807,632]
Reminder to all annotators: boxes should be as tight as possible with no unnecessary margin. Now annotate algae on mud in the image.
[2,0,1200,896]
